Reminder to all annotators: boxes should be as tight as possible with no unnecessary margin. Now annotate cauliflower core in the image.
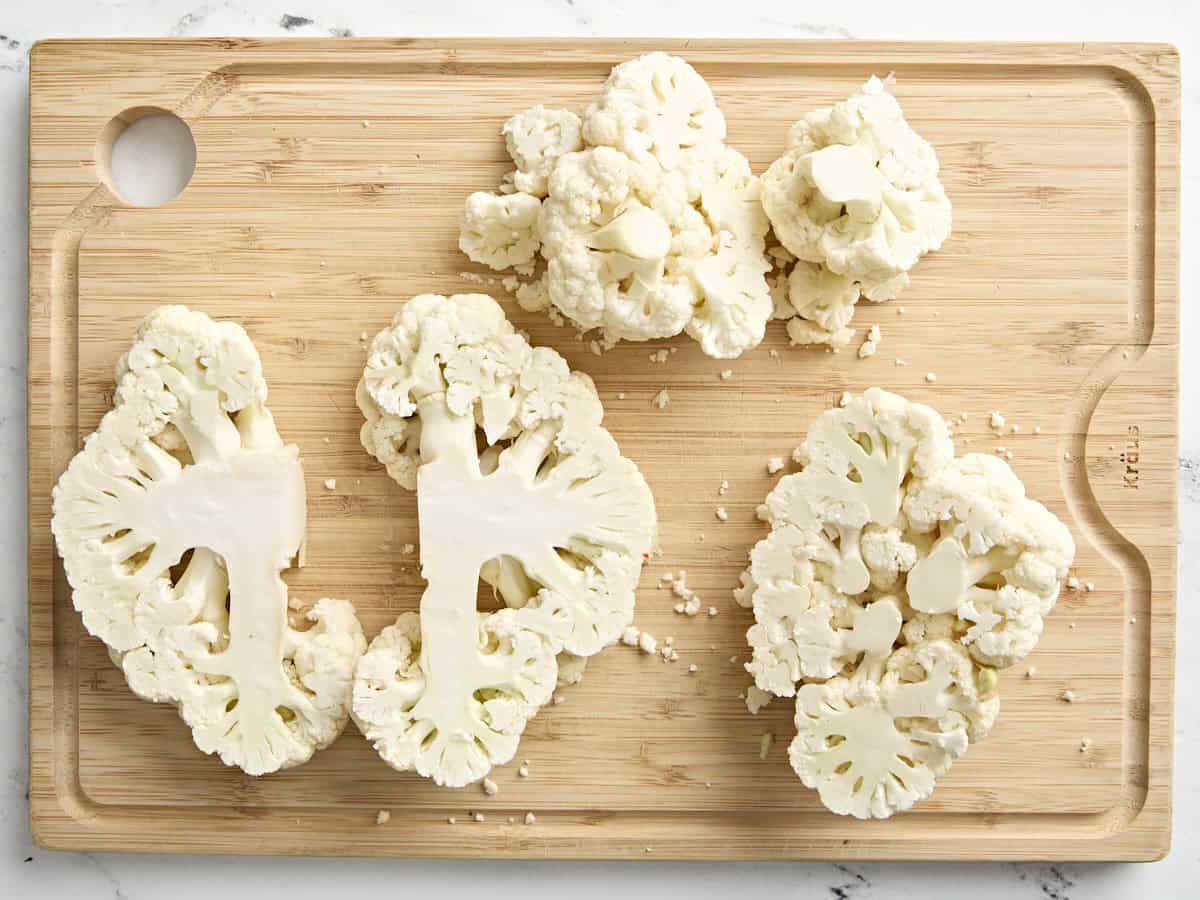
[355,294,656,787]
[51,306,366,775]
[739,388,1073,818]
[764,77,952,345]
[459,53,773,359]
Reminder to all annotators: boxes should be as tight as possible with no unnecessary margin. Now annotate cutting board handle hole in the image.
[96,107,196,207]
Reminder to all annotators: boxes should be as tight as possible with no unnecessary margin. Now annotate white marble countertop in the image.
[2,1,1195,897]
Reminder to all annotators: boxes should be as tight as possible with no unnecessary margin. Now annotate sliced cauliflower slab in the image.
[764,77,952,344]
[51,306,366,776]
[457,54,773,359]
[354,294,657,787]
[738,388,1073,818]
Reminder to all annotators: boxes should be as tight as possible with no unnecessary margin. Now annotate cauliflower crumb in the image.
[1004,450,1013,460]
[838,391,851,408]
[766,456,785,475]
[1084,581,1095,592]
[322,437,331,444]
[768,348,780,360]
[501,275,520,292]
[1033,425,1042,434]
[897,305,906,314]
[482,778,499,796]
[518,764,530,778]
[649,349,669,364]
[620,626,640,646]
[1066,576,1080,590]
[1011,424,1021,433]
[638,632,658,654]
[708,606,719,617]
[894,358,908,367]
[323,478,337,491]
[375,810,391,825]
[652,389,671,409]
[401,543,416,555]
[359,331,368,341]
[925,372,937,383]
[524,812,536,825]
[1069,622,1076,630]
[588,340,603,357]
[1080,738,1092,752]
[553,695,565,705]
[1026,666,1037,678]
[857,324,881,359]
[989,411,1006,431]
[1129,616,1137,625]
[715,506,728,522]
[688,664,698,673]
[1060,690,1076,703]
[759,732,776,759]
[617,392,626,400]
[507,816,515,825]
[746,685,773,714]
[718,479,729,495]
[473,812,485,823]
[719,369,733,380]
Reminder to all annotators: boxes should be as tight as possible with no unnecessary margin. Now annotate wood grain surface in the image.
[27,38,1179,860]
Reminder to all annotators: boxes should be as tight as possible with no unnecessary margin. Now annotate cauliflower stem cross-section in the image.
[354,294,656,787]
[52,306,366,776]
[740,388,1073,818]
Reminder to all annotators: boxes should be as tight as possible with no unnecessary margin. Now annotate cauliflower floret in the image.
[903,453,1076,667]
[52,306,366,776]
[458,54,773,359]
[764,77,952,339]
[355,294,657,786]
[503,105,584,198]
[538,147,696,343]
[459,190,542,271]
[583,52,726,170]
[684,231,773,359]
[741,389,1072,818]
[780,261,861,347]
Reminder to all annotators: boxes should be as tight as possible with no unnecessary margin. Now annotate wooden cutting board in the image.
[27,38,1179,861]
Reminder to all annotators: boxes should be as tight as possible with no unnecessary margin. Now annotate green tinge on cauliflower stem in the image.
[456,53,775,359]
[353,293,656,787]
[741,387,1073,818]
[51,305,366,776]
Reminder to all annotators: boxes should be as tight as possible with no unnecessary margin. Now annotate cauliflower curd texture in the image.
[738,388,1073,818]
[764,77,952,346]
[355,293,657,787]
[458,53,773,359]
[51,306,366,776]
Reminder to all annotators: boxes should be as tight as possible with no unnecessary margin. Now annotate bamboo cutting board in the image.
[28,39,1179,861]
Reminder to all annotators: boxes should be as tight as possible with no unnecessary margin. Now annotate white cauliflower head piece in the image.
[790,639,998,819]
[503,105,584,198]
[459,190,542,271]
[354,294,657,787]
[903,453,1076,667]
[458,54,773,359]
[51,306,366,776]
[583,52,726,170]
[740,389,1072,818]
[765,77,952,342]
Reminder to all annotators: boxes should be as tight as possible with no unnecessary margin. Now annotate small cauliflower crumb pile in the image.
[737,388,1074,819]
[763,77,952,347]
[458,53,775,359]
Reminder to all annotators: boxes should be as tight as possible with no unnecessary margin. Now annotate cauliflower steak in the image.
[739,388,1073,818]
[355,293,657,787]
[51,306,366,776]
